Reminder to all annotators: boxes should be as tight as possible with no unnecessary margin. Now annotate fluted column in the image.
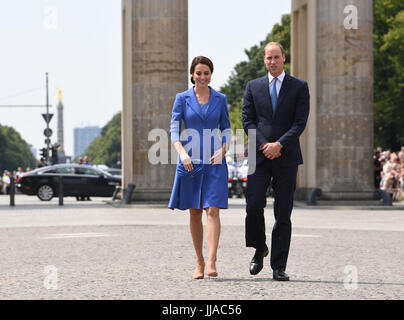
[292,0,374,200]
[122,0,188,200]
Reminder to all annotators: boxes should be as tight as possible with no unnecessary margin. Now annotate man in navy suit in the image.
[242,42,310,281]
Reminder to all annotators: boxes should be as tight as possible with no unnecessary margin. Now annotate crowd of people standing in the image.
[374,147,404,201]
[1,167,30,195]
[76,155,92,201]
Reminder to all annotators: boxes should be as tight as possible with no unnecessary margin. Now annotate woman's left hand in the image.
[210,146,226,165]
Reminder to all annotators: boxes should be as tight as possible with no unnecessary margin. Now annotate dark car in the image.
[105,168,122,177]
[16,164,121,201]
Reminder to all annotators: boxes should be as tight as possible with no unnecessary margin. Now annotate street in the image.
[0,195,403,300]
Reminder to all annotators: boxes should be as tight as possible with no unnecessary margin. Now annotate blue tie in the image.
[271,77,278,113]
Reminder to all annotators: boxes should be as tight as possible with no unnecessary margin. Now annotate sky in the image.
[0,0,291,159]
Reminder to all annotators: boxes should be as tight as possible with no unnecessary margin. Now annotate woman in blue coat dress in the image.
[168,56,231,279]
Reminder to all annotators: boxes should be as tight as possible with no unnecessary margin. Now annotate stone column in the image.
[292,0,317,191]
[122,0,188,201]
[292,0,374,200]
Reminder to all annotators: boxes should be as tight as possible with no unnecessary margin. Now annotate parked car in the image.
[227,157,248,198]
[237,160,249,197]
[229,159,273,198]
[92,164,121,177]
[105,168,122,177]
[227,158,238,198]
[16,164,121,201]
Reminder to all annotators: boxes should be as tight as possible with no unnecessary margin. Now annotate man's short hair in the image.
[264,42,285,56]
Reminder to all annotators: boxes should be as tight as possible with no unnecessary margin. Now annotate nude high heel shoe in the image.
[207,259,218,277]
[193,259,205,279]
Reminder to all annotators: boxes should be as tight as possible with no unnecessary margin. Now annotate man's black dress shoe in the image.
[273,269,290,281]
[249,245,269,275]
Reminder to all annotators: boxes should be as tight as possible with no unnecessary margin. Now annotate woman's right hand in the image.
[180,152,194,172]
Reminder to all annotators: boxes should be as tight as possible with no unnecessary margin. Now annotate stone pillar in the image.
[122,0,188,201]
[292,0,374,200]
[292,0,316,191]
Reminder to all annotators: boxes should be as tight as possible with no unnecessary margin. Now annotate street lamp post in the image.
[46,73,49,161]
[42,72,54,165]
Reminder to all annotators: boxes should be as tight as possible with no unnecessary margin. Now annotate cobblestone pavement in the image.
[0,195,403,300]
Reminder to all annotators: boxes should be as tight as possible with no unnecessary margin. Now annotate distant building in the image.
[74,126,101,159]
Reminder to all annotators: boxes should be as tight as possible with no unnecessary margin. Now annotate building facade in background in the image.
[74,126,101,159]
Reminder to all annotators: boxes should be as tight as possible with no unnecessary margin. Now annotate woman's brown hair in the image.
[190,56,214,84]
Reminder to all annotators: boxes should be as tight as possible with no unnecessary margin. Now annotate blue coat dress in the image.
[168,87,231,210]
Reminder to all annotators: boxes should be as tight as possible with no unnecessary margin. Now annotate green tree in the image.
[228,100,243,131]
[374,0,404,150]
[221,5,404,151]
[221,14,291,132]
[0,124,38,173]
[85,112,121,168]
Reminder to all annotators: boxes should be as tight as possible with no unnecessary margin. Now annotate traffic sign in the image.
[44,128,53,137]
[42,113,54,123]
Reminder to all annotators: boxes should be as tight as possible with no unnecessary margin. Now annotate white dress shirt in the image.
[265,70,286,149]
[268,70,285,99]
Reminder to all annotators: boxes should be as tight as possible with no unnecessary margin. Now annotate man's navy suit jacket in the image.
[242,73,310,167]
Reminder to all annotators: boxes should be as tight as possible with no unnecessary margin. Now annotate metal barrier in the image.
[9,178,134,206]
[374,189,393,206]
[9,177,15,206]
[122,184,136,204]
[58,176,63,206]
[307,188,322,206]
[112,186,121,201]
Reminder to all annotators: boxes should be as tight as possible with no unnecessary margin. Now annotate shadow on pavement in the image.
[211,278,404,287]
[0,200,111,211]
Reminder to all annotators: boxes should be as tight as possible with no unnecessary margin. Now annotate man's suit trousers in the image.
[245,159,298,270]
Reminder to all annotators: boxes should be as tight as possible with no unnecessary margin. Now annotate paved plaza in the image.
[0,194,403,300]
